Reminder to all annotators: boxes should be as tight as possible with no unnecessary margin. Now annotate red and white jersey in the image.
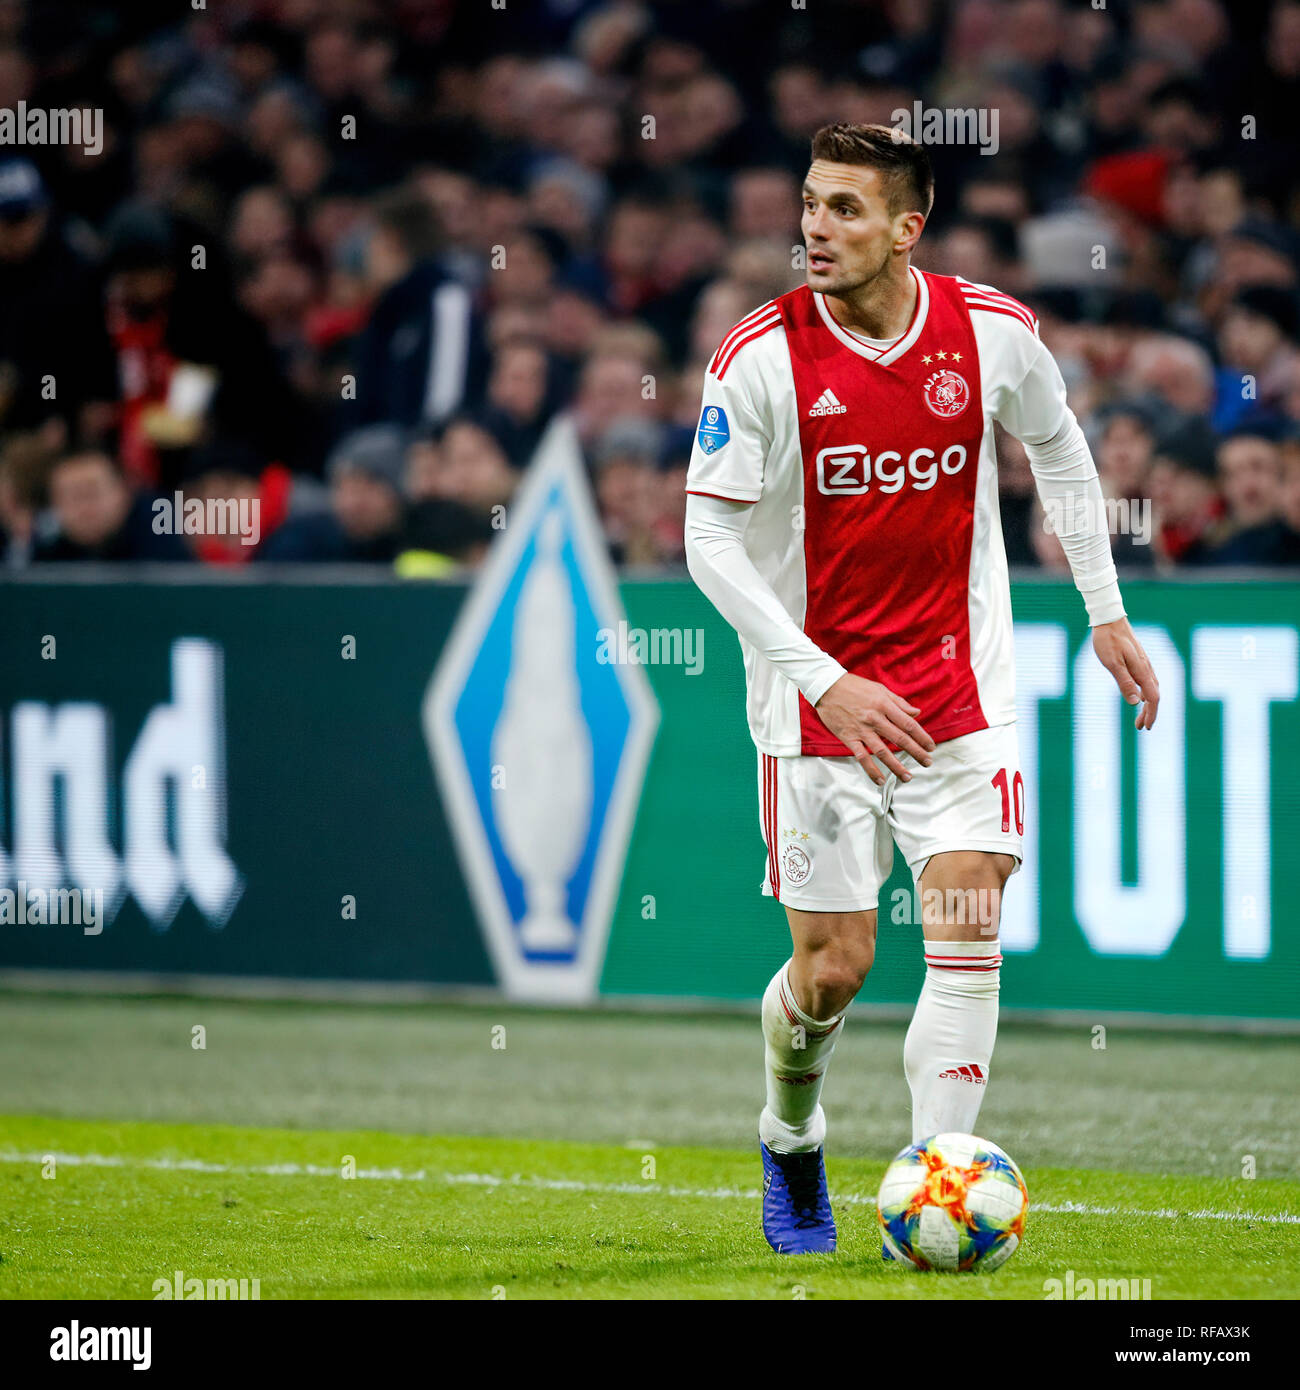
[687,267,1071,758]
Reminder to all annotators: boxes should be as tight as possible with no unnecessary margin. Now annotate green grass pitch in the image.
[0,995,1297,1299]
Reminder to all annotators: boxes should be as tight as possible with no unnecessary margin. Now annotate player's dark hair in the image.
[810,122,934,218]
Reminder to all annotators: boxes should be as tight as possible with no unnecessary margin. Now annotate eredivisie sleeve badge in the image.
[697,404,730,454]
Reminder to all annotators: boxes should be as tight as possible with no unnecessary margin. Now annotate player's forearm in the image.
[684,493,846,704]
[1023,415,1126,626]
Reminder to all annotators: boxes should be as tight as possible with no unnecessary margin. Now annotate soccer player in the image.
[683,123,1160,1255]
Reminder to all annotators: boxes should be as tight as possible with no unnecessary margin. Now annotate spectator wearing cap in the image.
[526,160,607,255]
[1204,429,1288,565]
[163,73,266,204]
[344,189,488,434]
[1214,286,1300,432]
[1149,417,1227,566]
[258,425,405,561]
[32,451,191,564]
[0,159,116,444]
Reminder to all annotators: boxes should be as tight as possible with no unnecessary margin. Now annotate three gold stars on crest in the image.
[921,351,962,364]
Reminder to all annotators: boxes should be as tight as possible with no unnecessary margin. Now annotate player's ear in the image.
[894,209,925,254]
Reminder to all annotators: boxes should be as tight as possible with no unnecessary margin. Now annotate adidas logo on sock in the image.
[808,388,847,416]
[937,1064,987,1084]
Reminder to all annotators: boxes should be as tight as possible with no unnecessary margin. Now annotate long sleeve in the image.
[1022,415,1126,625]
[684,491,846,705]
[996,332,1126,626]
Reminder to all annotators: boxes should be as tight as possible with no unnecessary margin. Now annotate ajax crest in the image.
[923,369,970,419]
[781,839,813,886]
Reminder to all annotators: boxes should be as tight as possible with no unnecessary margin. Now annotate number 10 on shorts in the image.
[991,768,1024,836]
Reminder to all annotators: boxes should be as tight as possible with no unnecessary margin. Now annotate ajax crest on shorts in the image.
[423,416,659,1002]
[780,829,813,886]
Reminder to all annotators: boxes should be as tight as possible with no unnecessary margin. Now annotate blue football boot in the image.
[760,1142,836,1253]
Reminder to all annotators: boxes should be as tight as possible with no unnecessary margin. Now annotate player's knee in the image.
[806,943,873,1014]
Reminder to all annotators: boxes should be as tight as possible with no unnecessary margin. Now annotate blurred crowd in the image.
[1,0,1299,573]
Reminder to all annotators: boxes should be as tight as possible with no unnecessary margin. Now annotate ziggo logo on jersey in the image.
[816,444,967,495]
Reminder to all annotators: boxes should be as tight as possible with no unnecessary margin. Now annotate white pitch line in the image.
[1,1150,1296,1227]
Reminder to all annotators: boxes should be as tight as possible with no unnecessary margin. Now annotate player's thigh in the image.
[784,904,878,1011]
[918,850,1017,942]
[784,904,879,960]
[756,750,892,914]
[889,723,1023,941]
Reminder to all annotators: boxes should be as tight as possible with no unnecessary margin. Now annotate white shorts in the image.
[757,723,1023,912]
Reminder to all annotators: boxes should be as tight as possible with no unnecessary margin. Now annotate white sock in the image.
[759,960,844,1153]
[903,939,1001,1144]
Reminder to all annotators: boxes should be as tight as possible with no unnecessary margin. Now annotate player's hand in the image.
[814,673,935,785]
[1092,617,1159,730]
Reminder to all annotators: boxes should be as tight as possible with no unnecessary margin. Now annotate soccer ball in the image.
[876,1132,1028,1273]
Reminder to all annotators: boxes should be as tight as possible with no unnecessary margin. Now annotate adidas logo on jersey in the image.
[938,1064,987,1084]
[808,388,847,417]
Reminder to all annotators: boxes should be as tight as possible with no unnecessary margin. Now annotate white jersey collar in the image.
[812,265,930,367]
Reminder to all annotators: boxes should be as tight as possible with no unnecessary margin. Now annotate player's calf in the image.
[757,955,850,1254]
[903,940,1001,1142]
[759,959,845,1154]
[757,911,874,1253]
[903,852,1011,1143]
